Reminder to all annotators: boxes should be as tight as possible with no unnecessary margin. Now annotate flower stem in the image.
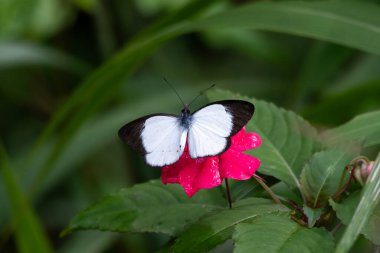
[224,178,232,209]
[253,175,283,206]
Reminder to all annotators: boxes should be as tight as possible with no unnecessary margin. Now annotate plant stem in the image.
[331,222,342,235]
[225,178,232,209]
[253,175,283,206]
[334,165,356,199]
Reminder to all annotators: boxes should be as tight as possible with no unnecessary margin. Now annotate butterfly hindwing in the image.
[118,114,187,167]
[188,100,254,158]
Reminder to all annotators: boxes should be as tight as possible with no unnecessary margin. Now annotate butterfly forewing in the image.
[188,100,254,158]
[118,114,187,167]
[143,116,187,166]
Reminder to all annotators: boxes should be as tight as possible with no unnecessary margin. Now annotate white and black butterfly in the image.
[118,100,254,167]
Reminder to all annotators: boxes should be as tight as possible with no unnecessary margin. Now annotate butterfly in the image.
[118,100,254,167]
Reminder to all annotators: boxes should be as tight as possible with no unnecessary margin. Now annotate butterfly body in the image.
[179,107,192,129]
[119,100,254,167]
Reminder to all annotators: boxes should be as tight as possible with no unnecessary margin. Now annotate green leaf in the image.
[0,144,53,253]
[190,1,380,56]
[171,198,288,253]
[233,215,335,253]
[303,206,323,228]
[322,110,380,148]
[330,191,380,246]
[334,153,380,253]
[0,42,91,75]
[57,231,119,253]
[207,89,320,191]
[63,180,225,236]
[300,147,360,208]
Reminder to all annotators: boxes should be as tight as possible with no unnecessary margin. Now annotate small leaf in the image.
[207,89,320,190]
[233,215,335,253]
[330,191,380,246]
[322,110,380,148]
[303,205,323,228]
[171,198,288,253]
[300,147,360,208]
[63,180,225,236]
[334,153,380,253]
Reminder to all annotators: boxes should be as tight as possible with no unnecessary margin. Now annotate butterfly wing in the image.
[118,114,187,167]
[188,100,254,158]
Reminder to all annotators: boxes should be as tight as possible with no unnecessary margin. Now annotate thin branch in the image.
[253,175,283,206]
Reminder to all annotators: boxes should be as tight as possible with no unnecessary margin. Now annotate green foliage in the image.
[323,110,380,148]
[330,191,380,245]
[0,145,53,253]
[334,154,380,252]
[300,147,360,208]
[63,180,225,236]
[233,215,334,253]
[190,1,380,56]
[171,198,288,253]
[303,206,323,228]
[1,0,380,252]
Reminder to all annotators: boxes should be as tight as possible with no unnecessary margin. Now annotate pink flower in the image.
[162,128,262,197]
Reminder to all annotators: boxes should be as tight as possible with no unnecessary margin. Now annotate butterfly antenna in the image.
[188,83,216,107]
[163,77,186,107]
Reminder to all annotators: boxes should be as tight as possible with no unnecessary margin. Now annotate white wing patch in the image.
[142,116,187,167]
[188,104,233,158]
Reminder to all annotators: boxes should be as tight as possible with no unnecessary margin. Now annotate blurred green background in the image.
[1,0,380,252]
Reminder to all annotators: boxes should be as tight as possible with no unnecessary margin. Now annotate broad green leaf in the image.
[334,153,380,253]
[0,144,53,253]
[233,215,334,253]
[171,198,288,253]
[207,89,320,190]
[202,29,287,65]
[300,147,360,208]
[190,1,380,56]
[330,191,380,246]
[63,180,225,236]
[322,110,380,148]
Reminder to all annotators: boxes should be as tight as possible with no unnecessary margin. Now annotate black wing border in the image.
[118,113,178,157]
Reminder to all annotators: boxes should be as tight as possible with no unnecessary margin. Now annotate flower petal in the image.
[219,149,261,180]
[177,156,221,197]
[231,128,262,152]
